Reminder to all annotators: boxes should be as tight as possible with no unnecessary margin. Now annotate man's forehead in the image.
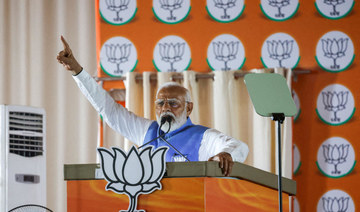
[157,86,186,99]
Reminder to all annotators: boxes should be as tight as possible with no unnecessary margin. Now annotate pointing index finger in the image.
[60,36,72,56]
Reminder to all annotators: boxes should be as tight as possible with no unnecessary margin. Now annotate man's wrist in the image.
[72,67,83,76]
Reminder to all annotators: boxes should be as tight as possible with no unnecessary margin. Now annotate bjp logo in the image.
[153,35,191,72]
[207,34,246,71]
[99,0,137,25]
[317,189,355,212]
[100,36,138,77]
[316,84,355,126]
[260,0,299,21]
[292,90,301,122]
[98,146,168,212]
[315,31,355,73]
[261,32,300,69]
[293,144,301,175]
[206,0,245,23]
[152,0,191,24]
[315,0,354,19]
[316,137,356,178]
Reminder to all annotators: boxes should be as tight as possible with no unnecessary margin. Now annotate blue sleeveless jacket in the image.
[143,118,208,162]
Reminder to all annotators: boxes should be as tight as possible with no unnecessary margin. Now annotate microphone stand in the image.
[138,117,170,149]
[139,116,190,162]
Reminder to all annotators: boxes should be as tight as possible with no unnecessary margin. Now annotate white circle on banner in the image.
[261,32,300,69]
[152,0,191,24]
[260,0,299,21]
[293,144,301,175]
[316,84,355,125]
[315,31,355,73]
[292,90,301,121]
[293,197,300,212]
[153,35,191,72]
[316,137,356,178]
[207,34,246,71]
[206,0,245,23]
[100,36,138,77]
[317,189,355,212]
[315,0,354,19]
[99,0,137,25]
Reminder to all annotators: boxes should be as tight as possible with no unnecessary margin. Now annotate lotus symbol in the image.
[322,91,348,122]
[159,0,183,21]
[322,196,349,212]
[266,40,293,67]
[268,0,290,18]
[105,43,132,75]
[324,0,345,16]
[98,146,168,212]
[213,0,236,19]
[322,144,349,174]
[321,38,348,70]
[159,42,185,72]
[212,41,239,71]
[105,0,130,22]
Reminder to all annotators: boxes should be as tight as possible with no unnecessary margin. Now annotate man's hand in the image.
[57,36,83,75]
[208,152,234,177]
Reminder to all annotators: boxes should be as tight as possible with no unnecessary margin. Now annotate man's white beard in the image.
[156,108,187,132]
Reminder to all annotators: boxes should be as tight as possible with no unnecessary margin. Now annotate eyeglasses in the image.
[155,99,184,108]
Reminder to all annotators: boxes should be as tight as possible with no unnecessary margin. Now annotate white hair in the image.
[156,82,192,102]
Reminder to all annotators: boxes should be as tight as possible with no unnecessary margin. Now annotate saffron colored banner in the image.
[67,177,289,211]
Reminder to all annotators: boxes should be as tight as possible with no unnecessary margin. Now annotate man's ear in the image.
[186,102,193,117]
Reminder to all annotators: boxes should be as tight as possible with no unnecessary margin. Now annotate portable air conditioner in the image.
[0,105,47,211]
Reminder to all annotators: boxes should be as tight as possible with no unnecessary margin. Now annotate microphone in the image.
[158,116,190,162]
[161,115,172,125]
[137,116,172,149]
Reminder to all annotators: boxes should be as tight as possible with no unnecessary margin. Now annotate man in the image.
[57,36,248,176]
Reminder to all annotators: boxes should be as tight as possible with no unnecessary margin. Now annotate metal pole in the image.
[272,113,284,212]
[277,120,283,212]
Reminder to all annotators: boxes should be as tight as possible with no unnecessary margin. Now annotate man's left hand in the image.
[208,152,234,177]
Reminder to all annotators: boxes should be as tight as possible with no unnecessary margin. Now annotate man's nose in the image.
[161,101,172,112]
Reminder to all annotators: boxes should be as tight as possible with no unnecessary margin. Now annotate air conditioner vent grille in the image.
[9,112,43,133]
[9,134,43,157]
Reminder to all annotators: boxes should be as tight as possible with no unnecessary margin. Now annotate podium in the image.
[64,162,296,212]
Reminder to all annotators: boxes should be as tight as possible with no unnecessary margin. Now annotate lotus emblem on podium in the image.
[98,146,168,212]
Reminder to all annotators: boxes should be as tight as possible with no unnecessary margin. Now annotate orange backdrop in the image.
[95,1,360,211]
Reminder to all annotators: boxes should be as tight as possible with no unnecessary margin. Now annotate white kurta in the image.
[73,70,249,162]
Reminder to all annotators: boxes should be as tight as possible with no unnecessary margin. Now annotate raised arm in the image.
[57,36,83,75]
[56,36,153,146]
